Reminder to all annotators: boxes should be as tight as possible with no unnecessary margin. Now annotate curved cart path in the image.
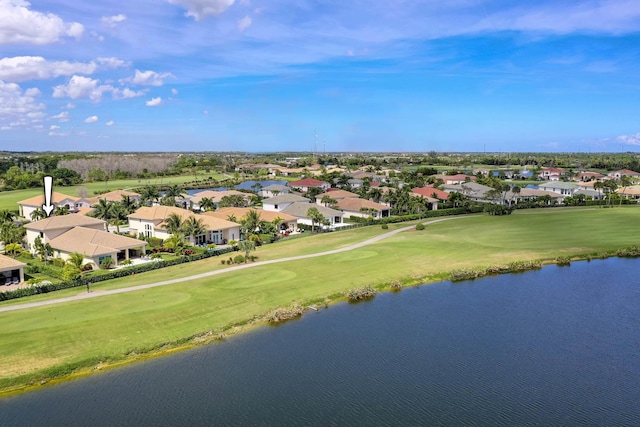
[0,216,468,313]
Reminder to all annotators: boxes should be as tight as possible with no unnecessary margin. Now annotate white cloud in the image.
[105,120,115,126]
[0,0,84,45]
[64,102,75,109]
[0,56,127,83]
[171,88,178,95]
[48,130,69,137]
[50,111,70,122]
[237,15,252,32]
[0,80,45,128]
[101,14,127,28]
[122,69,175,86]
[146,97,162,107]
[53,75,114,102]
[168,0,235,21]
[618,133,640,146]
[113,87,146,99]
[84,115,98,123]
[49,125,59,130]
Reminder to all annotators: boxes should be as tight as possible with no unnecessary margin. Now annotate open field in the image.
[0,174,226,212]
[1,207,639,393]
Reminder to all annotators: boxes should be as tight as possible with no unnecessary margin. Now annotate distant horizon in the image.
[2,1,640,152]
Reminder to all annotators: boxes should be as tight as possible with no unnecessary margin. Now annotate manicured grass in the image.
[1,207,639,392]
[0,174,225,212]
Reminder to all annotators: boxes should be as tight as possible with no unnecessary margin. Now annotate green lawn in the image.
[1,207,639,392]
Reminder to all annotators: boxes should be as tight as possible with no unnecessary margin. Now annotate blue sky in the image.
[2,0,640,152]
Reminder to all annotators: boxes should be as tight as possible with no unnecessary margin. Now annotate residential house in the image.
[433,174,477,185]
[24,215,146,268]
[576,171,605,182]
[538,167,565,181]
[505,188,564,204]
[536,181,578,199]
[262,194,311,212]
[608,169,640,179]
[280,202,344,228]
[443,182,494,202]
[411,186,449,201]
[18,191,80,219]
[188,190,250,210]
[288,178,331,193]
[0,254,25,285]
[128,205,240,244]
[260,184,290,198]
[205,207,298,232]
[336,198,391,219]
[315,189,359,206]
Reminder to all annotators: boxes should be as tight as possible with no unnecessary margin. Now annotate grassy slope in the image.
[1,207,639,390]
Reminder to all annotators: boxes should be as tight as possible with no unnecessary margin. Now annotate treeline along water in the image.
[2,258,640,426]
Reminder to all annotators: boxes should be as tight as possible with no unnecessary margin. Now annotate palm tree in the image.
[593,181,604,203]
[164,184,184,199]
[67,252,85,269]
[0,221,23,246]
[53,206,70,216]
[307,206,324,233]
[220,194,246,207]
[165,233,187,255]
[0,210,14,223]
[320,195,337,207]
[182,216,206,245]
[92,199,114,229]
[111,203,128,233]
[120,195,138,214]
[368,187,383,203]
[237,239,255,262]
[199,197,215,212]
[30,208,47,221]
[165,213,184,235]
[618,175,633,206]
[140,185,160,206]
[241,209,262,237]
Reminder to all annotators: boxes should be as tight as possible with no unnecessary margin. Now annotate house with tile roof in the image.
[315,189,359,206]
[24,215,146,268]
[538,167,565,181]
[262,194,311,212]
[280,202,344,228]
[188,190,251,210]
[260,184,290,198]
[607,169,640,179]
[536,181,578,197]
[205,207,298,232]
[18,191,80,219]
[79,189,141,207]
[288,178,331,193]
[128,205,240,245]
[0,254,26,285]
[433,174,477,185]
[412,186,449,201]
[336,198,390,219]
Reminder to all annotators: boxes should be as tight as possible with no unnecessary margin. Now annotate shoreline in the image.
[0,250,633,398]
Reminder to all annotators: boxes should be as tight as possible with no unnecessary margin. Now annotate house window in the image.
[274,204,278,209]
[39,231,44,238]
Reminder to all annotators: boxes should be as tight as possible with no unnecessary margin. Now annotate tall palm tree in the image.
[120,195,138,214]
[0,210,14,223]
[618,175,633,206]
[182,216,206,245]
[140,185,160,206]
[165,213,183,235]
[199,197,215,212]
[111,203,128,233]
[53,206,70,216]
[165,233,187,255]
[241,209,262,236]
[30,208,47,221]
[164,184,184,199]
[368,187,383,203]
[67,252,85,269]
[93,198,114,223]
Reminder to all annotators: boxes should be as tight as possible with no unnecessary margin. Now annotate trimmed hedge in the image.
[0,246,237,302]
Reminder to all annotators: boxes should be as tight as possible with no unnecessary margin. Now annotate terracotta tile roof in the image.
[18,191,78,207]
[24,215,106,231]
[0,254,26,270]
[49,227,146,257]
[316,190,359,200]
[412,186,449,200]
[84,189,141,204]
[262,194,311,204]
[281,202,343,218]
[336,198,389,212]
[129,206,240,230]
[189,190,249,203]
[288,178,329,187]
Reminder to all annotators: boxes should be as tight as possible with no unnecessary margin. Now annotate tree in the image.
[237,239,256,262]
[593,181,604,202]
[182,216,206,245]
[307,207,325,233]
[165,233,187,255]
[34,236,53,264]
[165,213,184,235]
[368,187,383,203]
[219,194,246,208]
[140,185,160,206]
[92,199,115,228]
[0,210,15,224]
[241,209,262,237]
[199,197,215,212]
[110,203,128,233]
[54,206,70,216]
[320,195,337,207]
[120,195,138,214]
[67,252,85,269]
[603,180,618,207]
[618,175,633,206]
[0,221,24,246]
[30,208,47,221]
[4,243,22,257]
[164,184,184,199]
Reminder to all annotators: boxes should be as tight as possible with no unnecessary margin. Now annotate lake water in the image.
[2,258,640,426]
[186,180,288,195]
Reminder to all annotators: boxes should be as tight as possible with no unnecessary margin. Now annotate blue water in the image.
[186,180,288,195]
[2,258,640,426]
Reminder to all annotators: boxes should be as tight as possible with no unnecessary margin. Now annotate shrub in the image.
[120,259,133,266]
[415,223,425,230]
[556,257,571,266]
[81,263,94,271]
[62,264,82,281]
[390,281,402,291]
[221,259,227,265]
[148,237,164,248]
[266,305,304,323]
[381,224,389,229]
[182,249,197,256]
[100,257,115,269]
[52,258,65,268]
[233,254,246,264]
[150,253,162,260]
[347,285,376,301]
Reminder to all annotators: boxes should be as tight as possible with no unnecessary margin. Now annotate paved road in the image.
[0,216,467,313]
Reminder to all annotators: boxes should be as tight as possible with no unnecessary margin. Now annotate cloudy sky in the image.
[1,0,640,152]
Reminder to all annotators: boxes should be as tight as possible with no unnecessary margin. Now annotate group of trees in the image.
[0,210,24,257]
[91,195,139,232]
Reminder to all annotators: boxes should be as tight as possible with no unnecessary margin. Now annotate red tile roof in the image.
[288,178,329,187]
[412,186,449,200]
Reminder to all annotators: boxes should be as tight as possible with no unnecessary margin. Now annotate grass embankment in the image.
[1,207,639,394]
